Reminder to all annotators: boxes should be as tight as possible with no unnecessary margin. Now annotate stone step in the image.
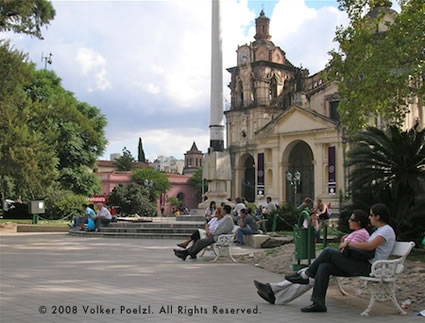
[69,230,191,239]
[175,215,205,222]
[110,222,203,229]
[100,227,200,234]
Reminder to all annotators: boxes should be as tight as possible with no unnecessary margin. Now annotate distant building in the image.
[110,153,121,160]
[151,156,184,174]
[183,142,203,175]
[95,160,148,173]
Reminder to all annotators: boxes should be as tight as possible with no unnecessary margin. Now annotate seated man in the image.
[72,204,96,230]
[174,205,234,261]
[235,208,258,245]
[93,203,112,232]
[176,207,223,249]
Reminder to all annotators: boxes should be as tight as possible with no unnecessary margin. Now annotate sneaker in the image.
[68,223,73,229]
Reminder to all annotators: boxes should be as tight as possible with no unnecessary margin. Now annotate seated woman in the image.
[176,207,222,249]
[286,203,395,312]
[253,204,394,311]
[341,209,370,243]
[204,201,216,222]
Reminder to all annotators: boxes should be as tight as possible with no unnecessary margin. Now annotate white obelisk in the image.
[209,0,224,152]
[199,0,232,208]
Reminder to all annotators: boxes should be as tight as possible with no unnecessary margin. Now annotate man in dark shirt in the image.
[235,208,258,245]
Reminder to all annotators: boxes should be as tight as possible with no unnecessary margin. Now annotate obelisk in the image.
[199,0,232,208]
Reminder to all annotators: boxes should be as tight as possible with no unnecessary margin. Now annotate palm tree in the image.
[346,125,425,243]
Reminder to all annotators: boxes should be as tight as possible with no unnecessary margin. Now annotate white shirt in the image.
[368,224,395,264]
[207,217,221,233]
[97,207,112,220]
[233,203,246,216]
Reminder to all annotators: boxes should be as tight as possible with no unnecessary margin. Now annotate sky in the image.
[4,0,350,161]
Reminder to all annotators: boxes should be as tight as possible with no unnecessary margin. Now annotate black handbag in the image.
[342,247,375,261]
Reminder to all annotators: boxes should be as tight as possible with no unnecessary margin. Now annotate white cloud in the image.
[75,47,111,91]
[270,0,348,74]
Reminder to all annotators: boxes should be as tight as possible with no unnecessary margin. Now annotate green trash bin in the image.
[293,210,315,271]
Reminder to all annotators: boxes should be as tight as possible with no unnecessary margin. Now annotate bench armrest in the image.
[216,234,233,246]
[370,258,404,279]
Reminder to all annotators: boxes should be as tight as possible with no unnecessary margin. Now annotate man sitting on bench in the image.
[174,205,234,261]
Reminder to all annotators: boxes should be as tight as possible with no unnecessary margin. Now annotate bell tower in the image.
[254,10,271,41]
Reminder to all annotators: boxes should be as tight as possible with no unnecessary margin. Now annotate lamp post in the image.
[286,170,301,206]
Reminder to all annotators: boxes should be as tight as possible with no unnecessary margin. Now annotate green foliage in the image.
[187,168,207,202]
[327,0,425,131]
[131,168,171,200]
[265,204,301,231]
[107,183,156,217]
[0,41,58,200]
[45,189,87,220]
[115,147,135,171]
[0,41,107,201]
[346,125,425,244]
[0,0,56,39]
[59,167,101,196]
[166,196,182,208]
[137,138,146,163]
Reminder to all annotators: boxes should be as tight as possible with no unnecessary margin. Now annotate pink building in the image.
[95,171,199,216]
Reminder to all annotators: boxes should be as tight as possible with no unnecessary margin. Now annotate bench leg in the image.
[336,278,349,296]
[390,290,407,315]
[361,286,376,316]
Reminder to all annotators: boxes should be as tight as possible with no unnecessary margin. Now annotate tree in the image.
[327,0,425,131]
[188,168,207,202]
[131,168,171,200]
[137,137,146,163]
[0,41,58,200]
[0,0,56,39]
[107,183,156,217]
[115,147,135,171]
[346,125,425,244]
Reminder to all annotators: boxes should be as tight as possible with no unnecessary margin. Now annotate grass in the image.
[0,219,69,226]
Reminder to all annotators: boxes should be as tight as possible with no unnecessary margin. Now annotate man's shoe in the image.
[174,250,188,261]
[285,274,309,285]
[300,303,327,313]
[253,280,275,304]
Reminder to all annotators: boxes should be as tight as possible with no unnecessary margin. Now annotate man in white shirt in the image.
[232,197,246,224]
[94,204,112,232]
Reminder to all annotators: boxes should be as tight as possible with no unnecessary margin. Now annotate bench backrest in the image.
[391,241,415,258]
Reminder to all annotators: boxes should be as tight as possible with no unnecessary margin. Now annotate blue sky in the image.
[5,0,349,161]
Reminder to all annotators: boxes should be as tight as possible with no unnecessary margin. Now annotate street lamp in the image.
[287,170,301,206]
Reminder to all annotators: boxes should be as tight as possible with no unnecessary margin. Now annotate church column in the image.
[314,142,324,198]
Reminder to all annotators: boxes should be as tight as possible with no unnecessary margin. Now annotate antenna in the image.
[41,52,53,69]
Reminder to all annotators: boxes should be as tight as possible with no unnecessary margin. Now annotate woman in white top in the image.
[204,201,216,222]
[285,203,395,313]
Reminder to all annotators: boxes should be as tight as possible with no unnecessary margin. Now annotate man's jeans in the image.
[306,247,371,306]
[237,227,257,244]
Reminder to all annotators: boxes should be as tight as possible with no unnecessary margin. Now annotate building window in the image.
[329,101,340,121]
[269,78,277,100]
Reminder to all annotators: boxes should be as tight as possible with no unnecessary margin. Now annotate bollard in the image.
[32,214,39,224]
[272,214,278,232]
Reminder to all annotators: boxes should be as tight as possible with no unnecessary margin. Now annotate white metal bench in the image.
[337,241,415,316]
[199,227,237,263]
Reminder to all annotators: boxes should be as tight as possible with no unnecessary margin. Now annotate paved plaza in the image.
[0,233,422,323]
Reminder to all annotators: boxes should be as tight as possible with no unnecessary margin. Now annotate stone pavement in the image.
[0,233,422,323]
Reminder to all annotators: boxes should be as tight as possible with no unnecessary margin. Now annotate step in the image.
[109,222,203,229]
[175,215,205,222]
[100,227,200,234]
[68,230,192,239]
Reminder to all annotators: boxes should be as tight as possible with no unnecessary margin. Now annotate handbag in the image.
[342,247,375,261]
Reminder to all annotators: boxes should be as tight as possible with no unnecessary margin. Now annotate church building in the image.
[224,9,421,210]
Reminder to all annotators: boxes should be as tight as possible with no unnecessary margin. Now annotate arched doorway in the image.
[238,154,256,202]
[285,141,314,206]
